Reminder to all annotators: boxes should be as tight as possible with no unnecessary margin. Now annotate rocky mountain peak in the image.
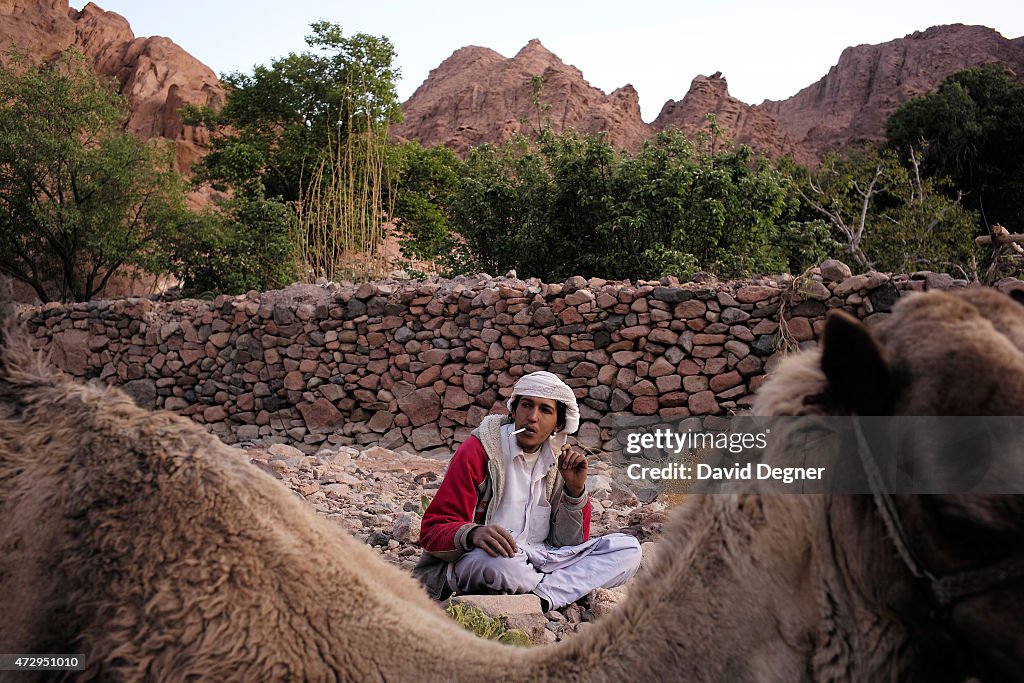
[396,23,1023,165]
[906,23,1005,42]
[511,38,586,87]
[4,6,1023,172]
[514,38,558,62]
[761,23,1024,157]
[393,40,650,155]
[0,0,224,176]
[432,44,504,72]
[512,38,572,72]
[610,84,642,118]
[652,73,812,164]
[74,1,114,20]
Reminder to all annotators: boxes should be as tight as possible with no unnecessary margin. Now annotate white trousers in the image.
[447,533,642,610]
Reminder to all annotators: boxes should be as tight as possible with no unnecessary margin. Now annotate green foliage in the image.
[170,185,299,294]
[186,22,402,286]
[391,141,462,261]
[526,74,552,135]
[620,125,793,278]
[863,156,979,276]
[444,133,560,277]
[799,145,979,273]
[193,22,401,203]
[431,121,801,281]
[886,65,1024,231]
[418,494,433,515]
[775,220,842,274]
[445,600,531,647]
[0,49,202,302]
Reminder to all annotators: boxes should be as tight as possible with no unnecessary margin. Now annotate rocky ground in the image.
[243,440,667,643]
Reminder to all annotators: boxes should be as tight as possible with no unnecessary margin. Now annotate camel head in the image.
[755,288,1024,417]
[750,287,1024,681]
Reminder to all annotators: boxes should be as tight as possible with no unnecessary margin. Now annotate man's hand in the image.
[558,444,588,498]
[469,524,518,558]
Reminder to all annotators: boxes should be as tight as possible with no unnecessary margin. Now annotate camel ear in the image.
[820,311,892,415]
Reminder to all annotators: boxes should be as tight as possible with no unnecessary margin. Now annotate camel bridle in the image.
[851,416,1024,606]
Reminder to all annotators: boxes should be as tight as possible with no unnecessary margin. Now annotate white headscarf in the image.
[506,371,580,436]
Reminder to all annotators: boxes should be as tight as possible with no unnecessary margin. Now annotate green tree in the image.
[189,22,402,203]
[886,64,1024,231]
[445,134,556,276]
[799,145,978,274]
[774,219,841,274]
[0,50,200,302]
[536,128,618,276]
[437,122,801,282]
[863,148,978,275]
[526,74,552,136]
[618,124,792,278]
[391,141,462,262]
[170,185,299,294]
[797,147,889,268]
[295,119,394,283]
[184,22,402,284]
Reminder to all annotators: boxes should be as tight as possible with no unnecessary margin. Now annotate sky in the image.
[73,1,1024,122]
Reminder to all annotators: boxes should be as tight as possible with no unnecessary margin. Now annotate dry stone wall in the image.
[20,264,991,454]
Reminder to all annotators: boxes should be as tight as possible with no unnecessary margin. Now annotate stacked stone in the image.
[22,265,983,453]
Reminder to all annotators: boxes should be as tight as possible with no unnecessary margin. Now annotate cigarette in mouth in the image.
[510,428,526,435]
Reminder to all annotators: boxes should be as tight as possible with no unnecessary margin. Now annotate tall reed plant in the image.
[295,83,394,282]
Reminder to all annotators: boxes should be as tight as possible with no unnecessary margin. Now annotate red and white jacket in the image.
[413,414,592,599]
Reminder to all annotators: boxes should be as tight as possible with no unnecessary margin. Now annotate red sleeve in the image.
[552,488,592,545]
[419,436,489,553]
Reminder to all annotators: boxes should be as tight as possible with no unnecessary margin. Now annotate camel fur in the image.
[2,288,1023,681]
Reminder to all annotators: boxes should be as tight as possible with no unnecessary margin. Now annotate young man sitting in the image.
[413,371,642,610]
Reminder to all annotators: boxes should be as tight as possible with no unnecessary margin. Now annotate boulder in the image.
[398,387,442,427]
[297,399,345,434]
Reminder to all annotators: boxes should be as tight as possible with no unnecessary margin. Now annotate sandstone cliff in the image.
[395,39,815,163]
[0,0,225,300]
[0,0,225,174]
[392,39,650,155]
[760,24,1024,157]
[397,25,1024,164]
[652,72,813,166]
[7,5,1021,170]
